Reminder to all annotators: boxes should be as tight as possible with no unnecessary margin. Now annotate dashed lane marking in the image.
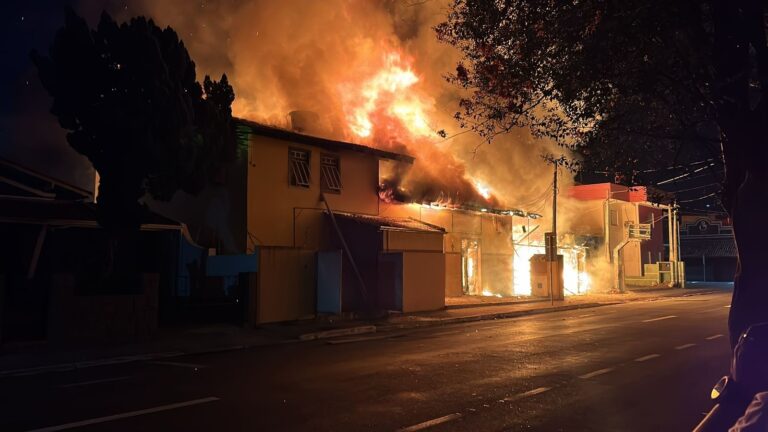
[396,413,462,432]
[706,334,724,340]
[24,397,220,432]
[634,354,661,362]
[59,376,130,388]
[579,368,615,379]
[503,387,552,402]
[642,315,677,323]
[675,343,696,350]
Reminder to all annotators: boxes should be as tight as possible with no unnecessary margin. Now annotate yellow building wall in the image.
[383,230,443,252]
[402,251,445,312]
[246,135,379,249]
[256,247,316,323]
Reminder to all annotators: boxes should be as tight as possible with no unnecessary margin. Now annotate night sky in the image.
[1,0,129,189]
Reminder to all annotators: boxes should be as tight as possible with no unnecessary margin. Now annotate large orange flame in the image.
[340,52,433,139]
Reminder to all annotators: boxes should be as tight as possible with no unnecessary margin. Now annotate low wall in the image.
[402,251,445,313]
[48,273,159,343]
[257,247,316,323]
[445,253,462,297]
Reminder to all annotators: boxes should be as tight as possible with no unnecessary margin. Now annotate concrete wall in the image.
[608,200,642,277]
[402,252,445,312]
[48,274,159,342]
[383,230,443,252]
[638,205,665,265]
[256,247,316,323]
[247,135,379,249]
[445,253,462,297]
[380,202,521,297]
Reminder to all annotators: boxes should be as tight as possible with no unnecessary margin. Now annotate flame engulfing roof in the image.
[234,118,415,163]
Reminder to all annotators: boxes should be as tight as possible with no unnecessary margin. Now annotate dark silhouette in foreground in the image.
[30,9,237,285]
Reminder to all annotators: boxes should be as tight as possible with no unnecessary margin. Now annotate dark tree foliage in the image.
[32,9,236,235]
[437,0,768,345]
[436,0,718,185]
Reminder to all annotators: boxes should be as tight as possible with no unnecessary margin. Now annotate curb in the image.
[445,298,549,310]
[298,325,377,341]
[383,302,614,330]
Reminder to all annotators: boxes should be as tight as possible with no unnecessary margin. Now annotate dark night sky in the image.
[1,0,128,189]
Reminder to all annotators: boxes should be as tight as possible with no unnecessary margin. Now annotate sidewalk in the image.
[385,286,722,329]
[0,286,725,377]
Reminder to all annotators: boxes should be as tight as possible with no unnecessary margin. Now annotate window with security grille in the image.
[289,149,311,187]
[320,154,342,192]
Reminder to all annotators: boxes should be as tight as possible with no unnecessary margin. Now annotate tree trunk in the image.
[714,0,768,347]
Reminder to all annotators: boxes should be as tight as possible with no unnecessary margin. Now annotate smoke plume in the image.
[113,0,572,212]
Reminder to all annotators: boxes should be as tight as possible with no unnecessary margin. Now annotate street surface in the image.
[0,290,732,431]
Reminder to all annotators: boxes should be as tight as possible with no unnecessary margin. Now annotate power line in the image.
[514,182,554,209]
[640,159,715,173]
[668,183,720,194]
[656,163,717,185]
[678,191,719,203]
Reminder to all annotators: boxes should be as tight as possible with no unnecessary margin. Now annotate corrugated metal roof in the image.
[332,211,445,233]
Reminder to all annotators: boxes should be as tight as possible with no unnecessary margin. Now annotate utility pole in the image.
[552,161,558,241]
[552,163,558,304]
[547,157,560,305]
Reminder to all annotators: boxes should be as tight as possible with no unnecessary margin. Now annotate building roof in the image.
[569,183,673,204]
[0,196,180,231]
[234,118,415,164]
[0,157,93,201]
[681,237,737,258]
[332,211,445,233]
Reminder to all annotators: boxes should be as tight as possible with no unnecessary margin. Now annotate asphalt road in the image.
[0,290,733,432]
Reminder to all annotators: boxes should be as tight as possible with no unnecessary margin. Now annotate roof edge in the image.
[234,117,415,164]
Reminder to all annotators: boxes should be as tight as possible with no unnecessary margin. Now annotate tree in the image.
[31,10,237,280]
[437,0,768,346]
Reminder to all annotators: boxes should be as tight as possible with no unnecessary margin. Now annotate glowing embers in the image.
[512,244,590,297]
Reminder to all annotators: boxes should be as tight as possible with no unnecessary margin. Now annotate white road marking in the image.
[148,361,206,369]
[724,305,731,308]
[675,343,696,350]
[59,376,129,388]
[25,397,220,432]
[397,413,462,432]
[579,368,615,379]
[504,387,552,402]
[706,334,724,340]
[642,315,677,323]
[634,354,661,362]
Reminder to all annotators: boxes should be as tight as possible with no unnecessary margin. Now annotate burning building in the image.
[128,0,657,323]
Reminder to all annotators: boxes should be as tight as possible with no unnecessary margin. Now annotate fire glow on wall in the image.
[512,244,590,297]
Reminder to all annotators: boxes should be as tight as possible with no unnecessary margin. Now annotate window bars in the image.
[289,149,311,187]
[320,154,342,192]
